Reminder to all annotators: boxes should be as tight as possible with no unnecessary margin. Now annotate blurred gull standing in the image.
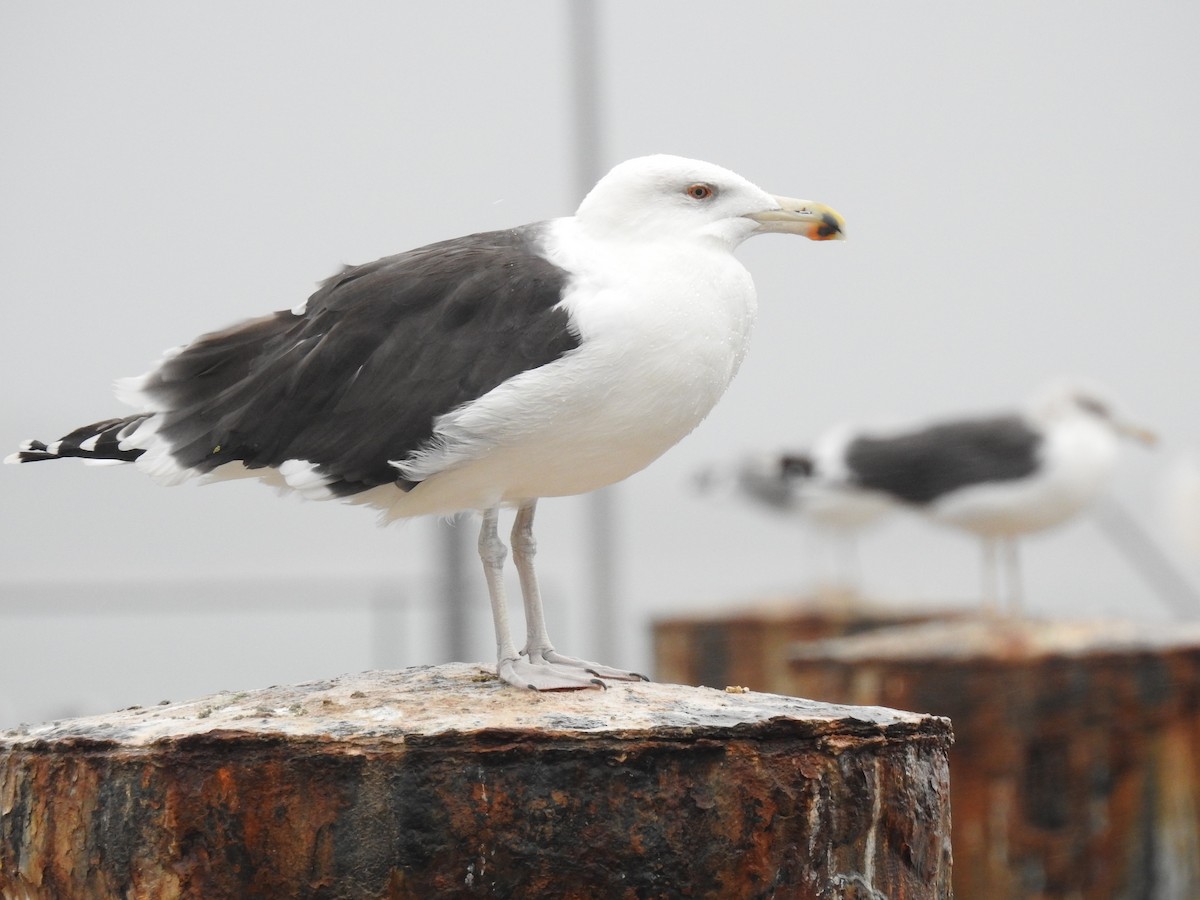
[776,381,1156,610]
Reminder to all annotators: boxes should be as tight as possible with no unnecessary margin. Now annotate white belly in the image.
[377,233,758,518]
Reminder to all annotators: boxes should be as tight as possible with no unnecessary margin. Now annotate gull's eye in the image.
[684,183,715,201]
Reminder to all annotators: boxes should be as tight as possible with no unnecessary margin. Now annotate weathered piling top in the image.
[2,662,955,900]
[790,615,1200,664]
[1,662,948,750]
[2,664,955,898]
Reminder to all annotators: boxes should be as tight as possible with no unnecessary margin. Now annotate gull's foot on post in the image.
[538,649,649,683]
[498,655,607,692]
[496,651,650,691]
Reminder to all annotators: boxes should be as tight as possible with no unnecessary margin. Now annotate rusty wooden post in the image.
[787,618,1200,900]
[1,663,953,899]
[653,593,959,690]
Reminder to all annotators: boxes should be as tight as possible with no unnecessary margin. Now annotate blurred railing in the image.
[0,575,454,729]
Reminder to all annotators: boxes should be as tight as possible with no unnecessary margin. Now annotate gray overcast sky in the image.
[3,3,1199,724]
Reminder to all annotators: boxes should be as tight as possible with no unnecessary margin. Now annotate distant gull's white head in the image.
[1026,378,1157,445]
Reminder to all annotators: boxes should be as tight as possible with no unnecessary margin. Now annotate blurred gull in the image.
[790,380,1156,611]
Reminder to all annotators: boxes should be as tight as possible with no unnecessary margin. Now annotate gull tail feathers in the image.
[6,415,151,465]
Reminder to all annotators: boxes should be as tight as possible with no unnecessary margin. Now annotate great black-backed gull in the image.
[7,154,845,690]
[769,381,1155,610]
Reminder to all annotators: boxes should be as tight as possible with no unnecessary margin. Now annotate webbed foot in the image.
[498,655,606,691]
[538,649,649,683]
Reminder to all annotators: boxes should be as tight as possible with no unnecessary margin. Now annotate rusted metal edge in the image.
[1,715,952,759]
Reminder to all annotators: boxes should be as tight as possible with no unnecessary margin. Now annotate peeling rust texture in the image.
[787,617,1200,900]
[0,664,953,899]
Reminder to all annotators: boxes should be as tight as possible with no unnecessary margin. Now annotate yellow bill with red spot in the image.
[743,196,846,241]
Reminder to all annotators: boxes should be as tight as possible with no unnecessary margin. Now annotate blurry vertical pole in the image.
[439,515,473,662]
[569,0,618,663]
[438,3,615,668]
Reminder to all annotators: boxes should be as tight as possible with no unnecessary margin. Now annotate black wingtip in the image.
[5,445,54,464]
[7,416,149,466]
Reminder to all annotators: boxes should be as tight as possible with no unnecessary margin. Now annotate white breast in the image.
[380,220,759,518]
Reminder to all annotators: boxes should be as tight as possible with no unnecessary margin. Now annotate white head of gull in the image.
[7,154,845,691]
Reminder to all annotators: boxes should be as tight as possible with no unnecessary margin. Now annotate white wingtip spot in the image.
[278,459,336,500]
[4,452,24,465]
[124,418,193,486]
[79,435,100,453]
[134,447,194,485]
[291,301,307,316]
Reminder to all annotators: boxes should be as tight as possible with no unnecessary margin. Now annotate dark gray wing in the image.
[137,225,578,495]
[844,414,1042,505]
